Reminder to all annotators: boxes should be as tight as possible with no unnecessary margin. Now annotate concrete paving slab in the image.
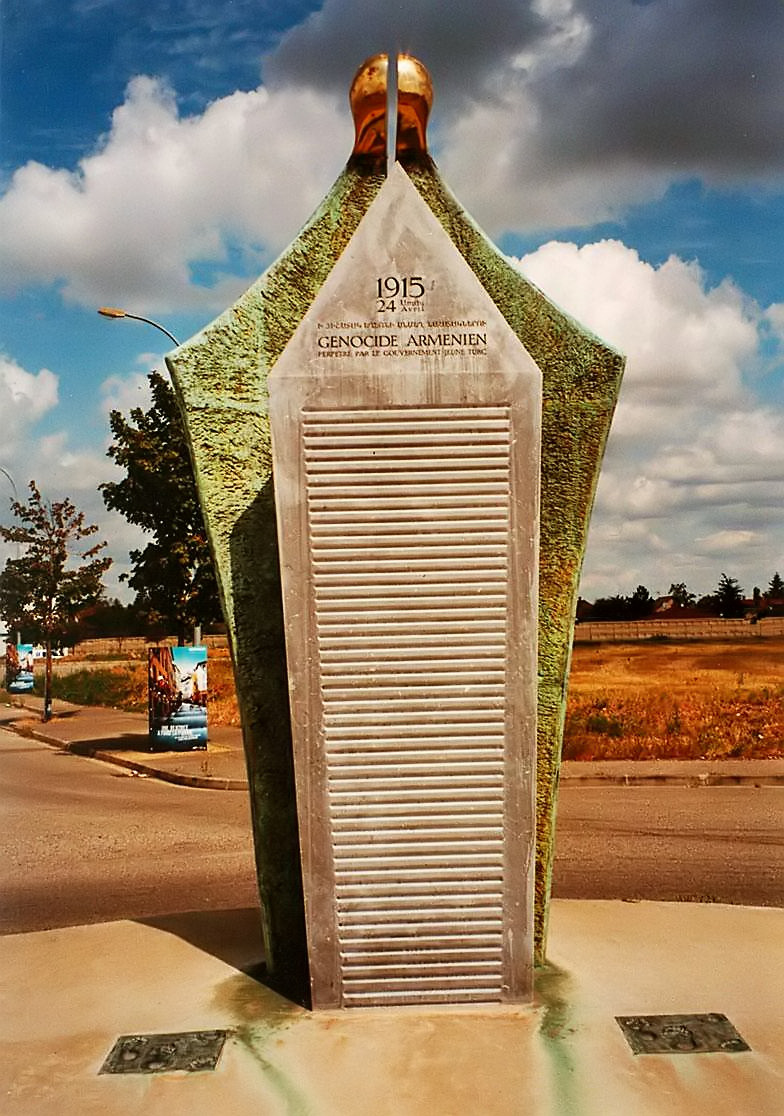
[2,900,782,1115]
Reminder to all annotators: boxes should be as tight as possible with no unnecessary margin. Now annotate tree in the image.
[588,595,629,621]
[0,481,111,720]
[766,572,784,600]
[586,586,654,621]
[715,572,745,618]
[628,584,654,619]
[668,582,696,608]
[101,371,222,643]
[64,598,146,644]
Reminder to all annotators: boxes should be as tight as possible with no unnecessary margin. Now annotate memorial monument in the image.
[167,54,624,1009]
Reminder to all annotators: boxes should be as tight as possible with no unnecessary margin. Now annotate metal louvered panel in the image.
[303,406,510,1006]
[266,167,541,1009]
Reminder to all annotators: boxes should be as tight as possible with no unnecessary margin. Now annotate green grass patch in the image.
[38,667,148,712]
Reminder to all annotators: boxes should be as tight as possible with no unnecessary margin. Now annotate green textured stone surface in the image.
[168,154,623,1002]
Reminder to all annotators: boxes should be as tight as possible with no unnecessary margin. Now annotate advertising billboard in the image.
[148,645,208,749]
[6,643,34,693]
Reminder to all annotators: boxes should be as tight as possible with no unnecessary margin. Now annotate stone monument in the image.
[167,54,624,1009]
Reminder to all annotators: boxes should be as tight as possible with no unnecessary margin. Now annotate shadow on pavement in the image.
[137,907,266,974]
[65,734,156,753]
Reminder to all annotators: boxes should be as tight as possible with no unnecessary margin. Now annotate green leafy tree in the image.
[0,481,111,720]
[668,582,696,608]
[716,572,745,618]
[101,371,221,643]
[64,598,146,643]
[766,572,784,600]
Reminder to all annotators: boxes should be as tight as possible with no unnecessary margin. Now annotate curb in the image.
[560,771,784,787]
[24,727,248,791]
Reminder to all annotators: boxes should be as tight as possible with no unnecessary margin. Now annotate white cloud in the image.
[520,241,757,411]
[101,371,154,415]
[0,354,62,528]
[695,530,765,557]
[3,2,783,314]
[0,76,349,313]
[0,355,58,431]
[512,239,784,598]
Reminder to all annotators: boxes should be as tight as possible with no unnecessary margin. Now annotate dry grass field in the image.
[34,638,784,761]
[564,639,784,760]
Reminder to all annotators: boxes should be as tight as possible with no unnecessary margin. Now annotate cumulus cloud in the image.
[0,76,349,312]
[0,378,109,510]
[101,370,155,416]
[268,0,784,233]
[513,239,784,597]
[3,1,784,310]
[1,355,58,416]
[0,356,59,464]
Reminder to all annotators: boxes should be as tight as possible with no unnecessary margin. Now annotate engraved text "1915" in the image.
[376,275,425,312]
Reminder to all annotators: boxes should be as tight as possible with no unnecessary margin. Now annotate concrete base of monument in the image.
[2,900,782,1115]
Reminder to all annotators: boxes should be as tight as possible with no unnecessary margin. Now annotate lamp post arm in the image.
[0,466,18,504]
[97,307,180,346]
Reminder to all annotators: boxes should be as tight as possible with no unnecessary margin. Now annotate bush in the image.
[40,666,147,712]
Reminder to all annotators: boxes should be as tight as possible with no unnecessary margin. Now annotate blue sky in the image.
[1,0,783,603]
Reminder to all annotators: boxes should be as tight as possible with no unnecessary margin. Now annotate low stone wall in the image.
[72,635,230,658]
[574,616,784,642]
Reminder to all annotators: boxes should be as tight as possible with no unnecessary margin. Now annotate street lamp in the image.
[97,307,180,347]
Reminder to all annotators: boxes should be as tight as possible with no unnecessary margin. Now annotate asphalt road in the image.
[1,727,782,935]
[0,729,259,934]
[553,784,784,906]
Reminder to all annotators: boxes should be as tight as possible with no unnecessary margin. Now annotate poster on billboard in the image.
[148,645,208,750]
[6,644,35,693]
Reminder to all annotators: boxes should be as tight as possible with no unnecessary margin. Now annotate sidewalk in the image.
[3,693,784,789]
[2,900,783,1115]
[3,695,784,1113]
[0,695,247,790]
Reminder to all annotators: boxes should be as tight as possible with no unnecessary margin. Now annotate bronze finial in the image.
[396,53,433,158]
[349,53,433,163]
[349,53,388,158]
